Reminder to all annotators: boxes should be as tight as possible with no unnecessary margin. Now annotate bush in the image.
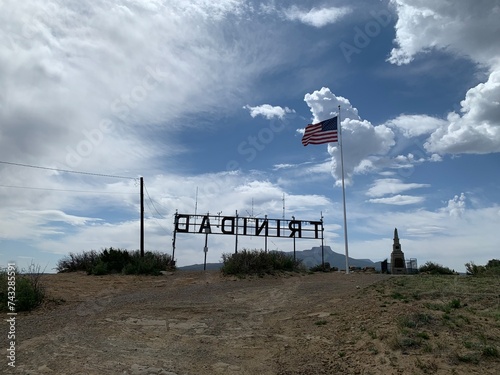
[122,251,172,276]
[0,263,45,312]
[89,260,109,276]
[56,250,100,273]
[465,259,500,276]
[57,248,175,276]
[99,248,131,274]
[221,249,304,276]
[419,262,455,275]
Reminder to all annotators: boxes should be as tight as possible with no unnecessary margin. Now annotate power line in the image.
[0,160,136,180]
[0,184,135,195]
[142,183,170,235]
[143,181,167,219]
[143,196,171,235]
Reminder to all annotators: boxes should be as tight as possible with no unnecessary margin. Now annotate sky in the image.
[1,0,499,273]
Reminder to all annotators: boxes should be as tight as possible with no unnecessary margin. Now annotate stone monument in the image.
[391,228,406,274]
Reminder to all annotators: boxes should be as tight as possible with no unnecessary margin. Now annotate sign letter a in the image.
[198,215,212,233]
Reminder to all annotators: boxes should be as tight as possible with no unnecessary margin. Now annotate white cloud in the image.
[385,114,447,137]
[424,70,500,154]
[283,6,351,28]
[367,195,425,205]
[244,104,295,120]
[443,192,466,218]
[0,0,293,177]
[19,210,100,226]
[388,0,500,155]
[388,0,500,66]
[366,178,430,198]
[0,0,314,254]
[303,87,395,185]
[272,164,294,170]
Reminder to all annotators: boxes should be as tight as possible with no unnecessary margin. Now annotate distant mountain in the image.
[177,246,382,271]
[177,263,223,271]
[284,246,382,271]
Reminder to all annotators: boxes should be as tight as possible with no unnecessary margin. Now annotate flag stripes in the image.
[301,116,338,146]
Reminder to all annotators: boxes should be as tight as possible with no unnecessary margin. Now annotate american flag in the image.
[301,116,338,146]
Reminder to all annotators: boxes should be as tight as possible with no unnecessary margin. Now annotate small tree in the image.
[465,261,485,276]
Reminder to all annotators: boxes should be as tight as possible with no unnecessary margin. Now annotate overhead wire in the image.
[143,181,171,235]
[0,160,136,180]
[0,184,135,195]
[0,159,173,235]
[143,181,168,219]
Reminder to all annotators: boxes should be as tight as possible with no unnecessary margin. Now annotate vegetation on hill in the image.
[363,274,500,368]
[56,247,175,276]
[221,249,305,276]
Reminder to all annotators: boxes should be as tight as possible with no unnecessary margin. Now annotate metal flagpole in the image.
[338,105,350,274]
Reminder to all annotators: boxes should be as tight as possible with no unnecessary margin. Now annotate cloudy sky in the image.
[1,0,499,273]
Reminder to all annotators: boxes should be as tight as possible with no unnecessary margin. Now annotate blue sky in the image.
[1,0,499,273]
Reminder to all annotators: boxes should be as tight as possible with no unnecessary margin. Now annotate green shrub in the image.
[482,345,499,358]
[99,248,130,274]
[122,251,170,276]
[57,248,175,276]
[57,250,99,273]
[89,260,108,276]
[221,249,304,276]
[419,261,455,275]
[0,263,45,312]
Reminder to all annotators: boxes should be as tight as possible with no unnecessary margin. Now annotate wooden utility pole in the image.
[140,177,144,257]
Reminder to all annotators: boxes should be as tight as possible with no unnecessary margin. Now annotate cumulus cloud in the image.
[303,87,395,185]
[424,71,500,154]
[385,115,447,138]
[244,104,295,120]
[283,6,351,28]
[388,0,500,155]
[388,0,500,66]
[444,193,466,218]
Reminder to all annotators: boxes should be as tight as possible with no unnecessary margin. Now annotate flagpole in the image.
[338,105,350,274]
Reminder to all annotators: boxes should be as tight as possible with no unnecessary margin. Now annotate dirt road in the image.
[5,271,499,374]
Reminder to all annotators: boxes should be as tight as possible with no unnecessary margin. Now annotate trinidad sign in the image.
[172,211,325,268]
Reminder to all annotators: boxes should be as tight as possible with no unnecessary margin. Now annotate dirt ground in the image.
[4,271,500,374]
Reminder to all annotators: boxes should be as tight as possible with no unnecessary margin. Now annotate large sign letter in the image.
[288,220,302,238]
[198,215,212,233]
[175,214,190,233]
[221,217,235,234]
[255,218,269,237]
[309,221,322,239]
